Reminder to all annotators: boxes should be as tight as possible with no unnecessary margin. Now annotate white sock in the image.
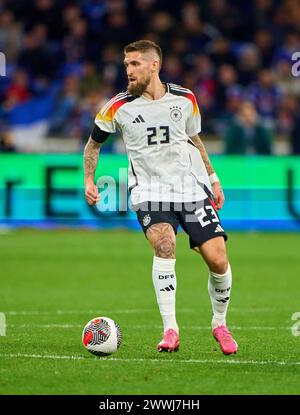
[208,263,232,329]
[152,256,178,333]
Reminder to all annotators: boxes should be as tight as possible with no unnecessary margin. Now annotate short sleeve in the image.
[94,98,118,134]
[186,93,201,137]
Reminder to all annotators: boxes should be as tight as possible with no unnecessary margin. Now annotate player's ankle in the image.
[211,317,226,330]
[163,324,179,334]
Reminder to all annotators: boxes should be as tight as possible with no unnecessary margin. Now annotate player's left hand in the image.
[212,181,225,210]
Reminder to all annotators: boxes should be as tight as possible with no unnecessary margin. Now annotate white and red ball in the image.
[82,316,122,356]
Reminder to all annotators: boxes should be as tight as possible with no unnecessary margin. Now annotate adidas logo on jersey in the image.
[132,114,145,123]
[160,284,175,292]
[214,224,224,233]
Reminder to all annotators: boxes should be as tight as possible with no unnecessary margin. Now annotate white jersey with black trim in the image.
[95,83,211,203]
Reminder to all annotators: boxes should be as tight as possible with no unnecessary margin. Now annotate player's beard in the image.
[127,75,151,96]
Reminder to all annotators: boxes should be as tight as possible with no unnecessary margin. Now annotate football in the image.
[82,316,122,356]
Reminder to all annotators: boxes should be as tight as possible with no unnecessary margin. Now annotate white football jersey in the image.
[95,83,211,204]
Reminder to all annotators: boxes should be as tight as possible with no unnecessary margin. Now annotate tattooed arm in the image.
[190,134,225,210]
[83,137,102,205]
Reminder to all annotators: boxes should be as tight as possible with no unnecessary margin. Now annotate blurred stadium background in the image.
[1,0,300,396]
[1,0,300,154]
[0,0,300,230]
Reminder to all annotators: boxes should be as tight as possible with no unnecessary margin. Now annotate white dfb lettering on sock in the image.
[208,263,232,329]
[152,256,178,333]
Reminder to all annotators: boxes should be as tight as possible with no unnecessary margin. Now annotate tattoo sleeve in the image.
[190,134,214,176]
[83,137,102,183]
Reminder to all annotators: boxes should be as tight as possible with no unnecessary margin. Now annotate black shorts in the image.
[133,198,228,249]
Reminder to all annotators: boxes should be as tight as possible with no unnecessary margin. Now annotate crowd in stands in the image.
[0,0,300,154]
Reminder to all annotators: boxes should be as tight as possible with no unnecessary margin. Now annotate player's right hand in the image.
[85,182,100,205]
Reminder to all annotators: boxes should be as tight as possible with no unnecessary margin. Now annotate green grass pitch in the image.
[0,229,299,395]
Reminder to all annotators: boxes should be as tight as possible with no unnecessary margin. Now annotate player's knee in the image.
[154,237,175,259]
[209,256,228,274]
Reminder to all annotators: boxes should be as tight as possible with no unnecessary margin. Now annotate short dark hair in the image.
[124,40,162,69]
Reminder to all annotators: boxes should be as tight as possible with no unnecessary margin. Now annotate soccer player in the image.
[83,40,238,355]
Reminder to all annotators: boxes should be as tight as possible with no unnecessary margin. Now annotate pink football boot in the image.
[157,328,179,352]
[213,324,238,355]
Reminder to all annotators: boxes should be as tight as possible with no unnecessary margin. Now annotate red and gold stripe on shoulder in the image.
[168,84,199,115]
[183,91,199,115]
[96,92,134,122]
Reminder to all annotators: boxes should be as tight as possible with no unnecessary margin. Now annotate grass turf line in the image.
[0,229,299,394]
